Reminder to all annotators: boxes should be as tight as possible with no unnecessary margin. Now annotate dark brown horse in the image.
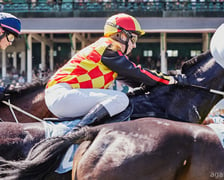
[0,118,223,180]
[0,79,53,123]
[72,118,223,180]
[0,121,72,180]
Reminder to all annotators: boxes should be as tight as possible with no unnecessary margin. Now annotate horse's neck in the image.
[131,53,224,123]
[172,89,222,123]
[172,53,224,123]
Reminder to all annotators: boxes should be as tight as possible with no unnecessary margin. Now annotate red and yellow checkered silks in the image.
[46,37,118,89]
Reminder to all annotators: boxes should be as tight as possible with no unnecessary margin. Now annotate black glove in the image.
[127,87,145,97]
[140,83,153,92]
[174,74,189,86]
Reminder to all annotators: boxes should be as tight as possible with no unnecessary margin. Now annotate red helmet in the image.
[104,13,145,37]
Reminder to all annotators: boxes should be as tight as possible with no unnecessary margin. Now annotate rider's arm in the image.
[102,49,173,88]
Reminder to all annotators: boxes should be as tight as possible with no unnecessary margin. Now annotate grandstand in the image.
[3,0,224,15]
[0,0,223,83]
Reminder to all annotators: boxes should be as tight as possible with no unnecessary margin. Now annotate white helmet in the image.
[210,23,224,68]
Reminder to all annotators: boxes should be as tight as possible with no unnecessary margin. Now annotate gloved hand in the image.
[140,83,152,92]
[127,87,145,97]
[174,74,189,86]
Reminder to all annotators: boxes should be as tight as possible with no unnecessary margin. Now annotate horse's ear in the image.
[181,51,211,74]
[181,57,196,74]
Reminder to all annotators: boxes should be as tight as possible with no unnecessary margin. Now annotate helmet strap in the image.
[123,36,129,55]
[107,22,133,54]
[0,27,6,41]
[115,25,132,54]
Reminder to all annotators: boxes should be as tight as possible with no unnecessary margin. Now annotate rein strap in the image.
[189,84,224,96]
[1,100,43,122]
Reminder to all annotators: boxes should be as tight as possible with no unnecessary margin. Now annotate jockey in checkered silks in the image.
[45,13,187,129]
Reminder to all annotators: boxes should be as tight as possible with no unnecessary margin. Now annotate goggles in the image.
[6,32,15,43]
[130,35,138,44]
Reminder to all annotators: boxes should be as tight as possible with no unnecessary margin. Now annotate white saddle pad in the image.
[207,123,224,148]
[42,120,80,174]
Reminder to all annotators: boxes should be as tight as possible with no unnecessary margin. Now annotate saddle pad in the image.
[42,119,80,137]
[207,123,224,148]
[42,120,80,174]
[207,114,224,124]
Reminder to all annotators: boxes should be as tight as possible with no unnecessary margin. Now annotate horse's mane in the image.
[6,80,45,96]
[5,75,51,97]
[181,50,211,74]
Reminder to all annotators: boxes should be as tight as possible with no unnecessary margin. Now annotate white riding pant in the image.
[45,83,129,118]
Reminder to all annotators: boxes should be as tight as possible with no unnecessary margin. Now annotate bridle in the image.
[188,84,224,96]
[1,99,44,123]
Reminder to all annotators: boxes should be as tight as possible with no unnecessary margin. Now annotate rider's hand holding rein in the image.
[170,74,189,86]
[45,13,181,130]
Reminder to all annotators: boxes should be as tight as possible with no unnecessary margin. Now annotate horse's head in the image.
[173,50,224,122]
[184,23,224,96]
[182,50,224,93]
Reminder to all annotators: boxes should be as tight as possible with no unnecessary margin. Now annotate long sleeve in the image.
[101,49,171,88]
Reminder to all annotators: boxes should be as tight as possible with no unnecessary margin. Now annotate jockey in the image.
[0,12,21,50]
[45,13,187,129]
[0,13,21,100]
